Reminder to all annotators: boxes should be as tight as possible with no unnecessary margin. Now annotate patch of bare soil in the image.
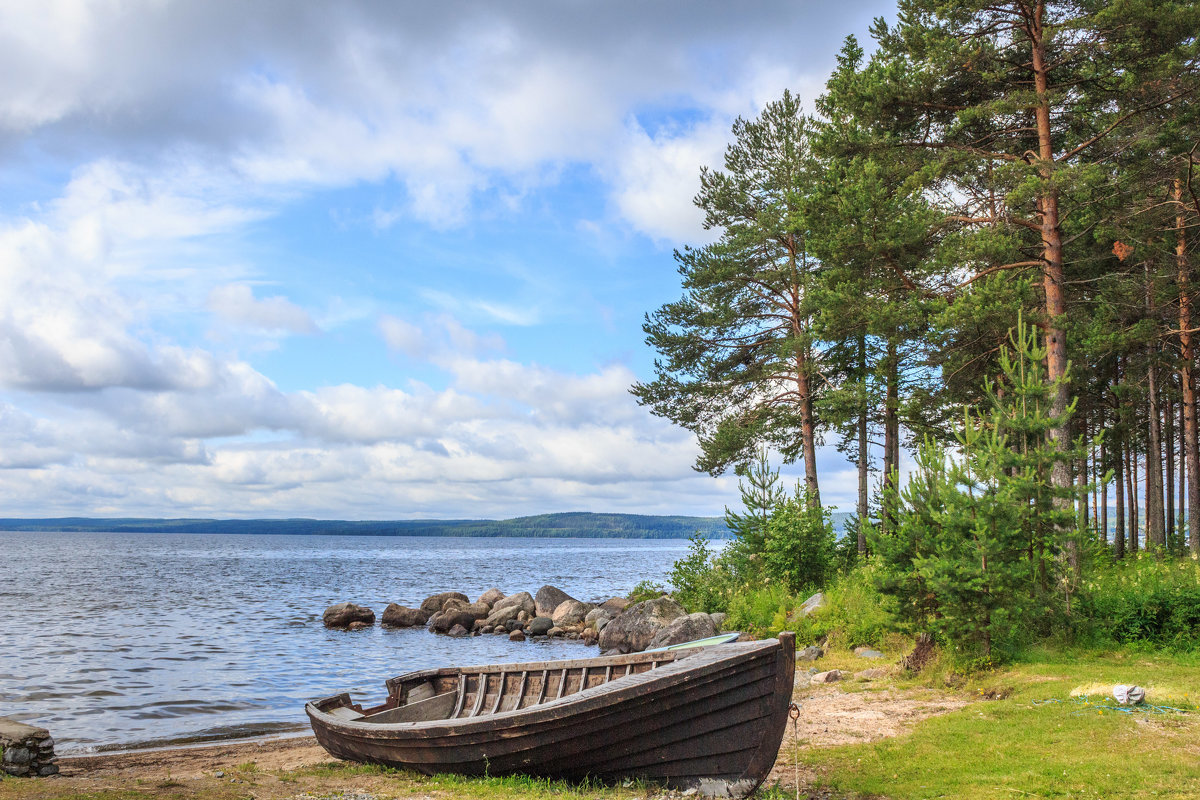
[766,685,969,797]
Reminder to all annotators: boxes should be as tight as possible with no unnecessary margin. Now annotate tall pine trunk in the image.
[1029,2,1074,567]
[1115,433,1126,558]
[1166,393,1175,551]
[1177,176,1200,557]
[857,334,869,553]
[1146,260,1166,551]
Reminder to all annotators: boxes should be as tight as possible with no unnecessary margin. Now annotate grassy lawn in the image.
[794,647,1200,800]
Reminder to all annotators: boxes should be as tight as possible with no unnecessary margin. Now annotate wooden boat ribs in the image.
[307,633,795,799]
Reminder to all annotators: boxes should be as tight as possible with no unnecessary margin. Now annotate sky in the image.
[0,0,898,520]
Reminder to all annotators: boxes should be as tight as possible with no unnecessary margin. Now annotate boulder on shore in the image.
[535,585,575,617]
[597,596,686,654]
[420,591,470,615]
[853,646,885,659]
[484,591,535,628]
[647,611,717,649]
[798,592,825,618]
[600,597,630,613]
[552,599,595,627]
[477,588,506,607]
[428,609,477,634]
[811,669,846,684]
[323,602,375,629]
[796,645,824,662]
[380,604,428,628]
[528,616,554,636]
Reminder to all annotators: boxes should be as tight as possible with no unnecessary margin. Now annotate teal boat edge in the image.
[647,631,742,651]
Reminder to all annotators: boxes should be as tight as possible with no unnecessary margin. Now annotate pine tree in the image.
[876,316,1087,659]
[633,91,825,503]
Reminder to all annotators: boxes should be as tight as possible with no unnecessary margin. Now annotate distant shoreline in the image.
[0,511,733,539]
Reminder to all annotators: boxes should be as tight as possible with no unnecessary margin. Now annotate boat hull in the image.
[307,633,795,798]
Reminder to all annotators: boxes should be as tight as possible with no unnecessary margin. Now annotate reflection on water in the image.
[0,532,690,752]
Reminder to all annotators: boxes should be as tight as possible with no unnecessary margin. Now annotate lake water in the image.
[0,532,693,753]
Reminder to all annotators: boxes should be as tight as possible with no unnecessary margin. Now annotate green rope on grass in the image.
[1031,696,1191,716]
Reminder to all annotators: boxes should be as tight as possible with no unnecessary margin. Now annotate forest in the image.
[636,1,1200,661]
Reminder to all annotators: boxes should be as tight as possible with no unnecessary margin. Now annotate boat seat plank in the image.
[363,692,457,724]
[328,706,365,721]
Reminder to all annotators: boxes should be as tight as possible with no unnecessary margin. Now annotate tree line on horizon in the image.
[635,0,1200,560]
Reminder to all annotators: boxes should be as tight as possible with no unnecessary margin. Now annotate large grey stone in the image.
[597,596,687,654]
[535,585,575,617]
[798,592,825,618]
[600,596,630,613]
[419,591,469,615]
[796,645,824,662]
[709,612,727,631]
[322,602,375,628]
[484,592,535,627]
[552,599,595,627]
[528,616,554,636]
[380,604,428,628]
[428,609,477,634]
[584,607,614,628]
[647,612,718,649]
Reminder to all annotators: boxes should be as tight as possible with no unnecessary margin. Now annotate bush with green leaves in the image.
[667,531,736,613]
[792,562,901,649]
[1077,555,1200,650]
[760,485,835,594]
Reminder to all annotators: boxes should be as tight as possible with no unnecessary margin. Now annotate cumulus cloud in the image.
[208,284,318,334]
[379,313,505,361]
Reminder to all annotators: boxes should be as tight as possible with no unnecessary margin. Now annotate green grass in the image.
[797,646,1200,799]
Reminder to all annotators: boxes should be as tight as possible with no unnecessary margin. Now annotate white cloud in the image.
[208,284,318,334]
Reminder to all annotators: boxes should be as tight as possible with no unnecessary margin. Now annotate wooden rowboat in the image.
[306,632,795,798]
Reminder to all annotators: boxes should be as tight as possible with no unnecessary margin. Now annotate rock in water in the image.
[535,585,575,617]
[322,602,375,628]
[647,612,717,649]
[551,599,595,627]
[447,624,470,637]
[428,609,477,634]
[528,616,554,636]
[419,592,469,615]
[380,604,428,628]
[483,592,535,628]
[477,588,506,607]
[600,596,631,613]
[509,629,526,642]
[597,596,686,653]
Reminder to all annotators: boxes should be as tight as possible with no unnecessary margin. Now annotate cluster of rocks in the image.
[322,586,730,654]
[795,643,891,684]
[0,717,57,777]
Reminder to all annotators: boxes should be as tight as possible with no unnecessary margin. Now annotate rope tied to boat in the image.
[788,701,801,800]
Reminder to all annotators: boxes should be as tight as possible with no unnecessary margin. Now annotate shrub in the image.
[760,486,835,594]
[667,531,734,613]
[627,579,667,604]
[725,584,799,637]
[1077,555,1200,650]
[791,562,901,648]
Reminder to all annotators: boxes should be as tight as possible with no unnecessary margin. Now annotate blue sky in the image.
[0,0,897,519]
